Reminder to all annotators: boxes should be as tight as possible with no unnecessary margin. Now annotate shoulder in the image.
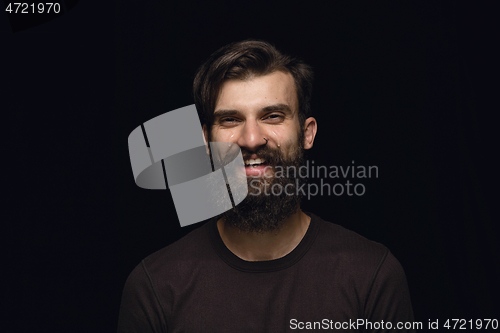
[309,213,391,277]
[312,214,388,258]
[139,222,213,277]
[309,214,412,307]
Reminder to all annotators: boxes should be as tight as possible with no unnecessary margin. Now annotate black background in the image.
[3,1,499,332]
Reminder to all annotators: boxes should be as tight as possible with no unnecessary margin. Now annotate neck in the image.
[217,208,311,261]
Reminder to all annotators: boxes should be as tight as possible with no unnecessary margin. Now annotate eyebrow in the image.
[213,103,293,119]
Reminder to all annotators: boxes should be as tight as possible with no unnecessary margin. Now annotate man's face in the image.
[204,71,316,233]
[210,71,302,176]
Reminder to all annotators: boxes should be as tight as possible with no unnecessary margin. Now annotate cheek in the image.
[211,128,237,142]
[274,129,299,153]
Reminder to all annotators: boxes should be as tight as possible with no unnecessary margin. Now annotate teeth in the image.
[244,158,265,166]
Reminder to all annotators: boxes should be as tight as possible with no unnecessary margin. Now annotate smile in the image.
[244,158,266,167]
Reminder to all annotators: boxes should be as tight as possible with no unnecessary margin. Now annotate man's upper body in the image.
[119,40,415,332]
[118,213,414,332]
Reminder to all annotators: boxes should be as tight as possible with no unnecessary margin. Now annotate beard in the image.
[218,130,307,234]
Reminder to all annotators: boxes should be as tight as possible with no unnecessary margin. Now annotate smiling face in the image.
[206,71,310,176]
[203,70,317,233]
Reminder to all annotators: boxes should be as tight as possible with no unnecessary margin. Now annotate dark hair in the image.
[193,40,313,135]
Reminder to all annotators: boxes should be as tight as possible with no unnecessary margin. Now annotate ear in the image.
[303,117,317,150]
[202,124,210,155]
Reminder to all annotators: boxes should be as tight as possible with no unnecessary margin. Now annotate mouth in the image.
[244,158,270,176]
[244,158,266,167]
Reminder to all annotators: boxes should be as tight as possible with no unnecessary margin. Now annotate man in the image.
[118,40,415,332]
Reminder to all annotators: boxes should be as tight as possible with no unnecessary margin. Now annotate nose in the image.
[235,120,268,151]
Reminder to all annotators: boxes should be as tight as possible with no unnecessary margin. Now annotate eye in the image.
[220,117,238,123]
[264,114,285,122]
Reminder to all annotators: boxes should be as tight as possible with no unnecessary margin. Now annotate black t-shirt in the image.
[118,213,415,332]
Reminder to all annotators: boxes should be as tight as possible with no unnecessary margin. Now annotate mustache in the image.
[241,146,284,166]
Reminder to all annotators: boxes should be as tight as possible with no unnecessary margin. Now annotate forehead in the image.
[215,71,298,113]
